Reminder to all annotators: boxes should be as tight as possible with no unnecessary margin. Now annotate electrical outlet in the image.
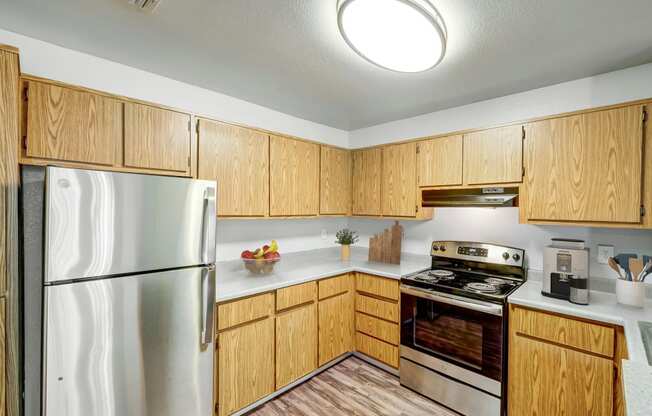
[321,229,328,240]
[597,244,614,264]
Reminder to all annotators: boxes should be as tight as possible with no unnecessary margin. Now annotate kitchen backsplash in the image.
[216,217,349,261]
[349,208,652,281]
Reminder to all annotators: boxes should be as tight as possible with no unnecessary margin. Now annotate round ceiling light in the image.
[337,0,447,73]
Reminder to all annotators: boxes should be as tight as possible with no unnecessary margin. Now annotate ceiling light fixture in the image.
[337,0,447,73]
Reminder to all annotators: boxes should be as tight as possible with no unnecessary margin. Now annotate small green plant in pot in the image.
[335,228,359,261]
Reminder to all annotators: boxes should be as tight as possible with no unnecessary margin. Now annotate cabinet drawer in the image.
[217,292,274,331]
[319,274,351,300]
[510,305,614,357]
[356,294,399,323]
[356,312,399,345]
[356,273,399,301]
[356,332,399,368]
[276,281,317,311]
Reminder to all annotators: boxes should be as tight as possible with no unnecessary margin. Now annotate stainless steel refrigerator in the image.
[22,166,217,416]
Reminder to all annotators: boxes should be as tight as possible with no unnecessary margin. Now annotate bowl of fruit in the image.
[241,240,281,275]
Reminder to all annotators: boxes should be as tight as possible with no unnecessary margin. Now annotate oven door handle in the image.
[400,285,503,316]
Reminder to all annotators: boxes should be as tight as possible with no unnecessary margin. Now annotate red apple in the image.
[241,250,254,259]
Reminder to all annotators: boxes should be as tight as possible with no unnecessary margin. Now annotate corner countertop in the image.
[508,281,652,416]
[215,246,430,303]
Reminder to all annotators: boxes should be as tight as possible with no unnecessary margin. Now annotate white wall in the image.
[216,218,348,261]
[349,62,652,147]
[0,29,349,148]
[350,210,652,279]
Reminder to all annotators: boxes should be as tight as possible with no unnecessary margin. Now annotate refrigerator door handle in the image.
[200,187,216,265]
[201,266,216,346]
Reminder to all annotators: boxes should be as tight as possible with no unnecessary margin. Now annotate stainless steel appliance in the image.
[400,241,526,416]
[421,186,519,207]
[22,166,217,416]
[542,239,589,304]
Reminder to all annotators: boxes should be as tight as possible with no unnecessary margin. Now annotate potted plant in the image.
[335,228,359,261]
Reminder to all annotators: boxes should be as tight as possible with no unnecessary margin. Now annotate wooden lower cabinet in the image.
[508,334,613,416]
[217,317,275,416]
[318,289,354,366]
[508,305,624,416]
[276,302,318,389]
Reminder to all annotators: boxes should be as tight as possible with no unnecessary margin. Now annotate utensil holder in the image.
[616,279,646,308]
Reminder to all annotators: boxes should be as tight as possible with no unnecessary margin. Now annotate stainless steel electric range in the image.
[399,241,526,416]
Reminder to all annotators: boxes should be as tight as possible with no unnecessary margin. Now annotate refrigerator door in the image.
[44,166,216,283]
[43,267,215,416]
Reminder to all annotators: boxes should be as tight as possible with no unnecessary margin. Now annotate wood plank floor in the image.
[248,357,457,416]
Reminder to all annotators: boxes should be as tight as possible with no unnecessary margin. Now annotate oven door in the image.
[400,285,504,382]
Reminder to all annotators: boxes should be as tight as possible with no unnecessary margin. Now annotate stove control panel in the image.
[431,241,525,268]
[457,246,488,257]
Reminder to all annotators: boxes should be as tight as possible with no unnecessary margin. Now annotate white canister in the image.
[616,279,646,308]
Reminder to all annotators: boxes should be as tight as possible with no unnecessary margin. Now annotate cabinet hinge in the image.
[522,126,526,140]
[22,135,27,150]
[416,144,420,154]
[196,120,200,135]
[641,206,646,217]
[23,86,29,100]
[643,109,648,124]
[522,167,526,178]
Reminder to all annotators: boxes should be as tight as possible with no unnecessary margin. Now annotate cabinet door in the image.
[352,148,382,215]
[275,302,318,389]
[26,81,122,165]
[508,335,613,416]
[218,317,275,416]
[318,290,354,366]
[124,102,191,173]
[418,135,463,187]
[320,146,351,215]
[269,136,320,216]
[382,142,417,217]
[524,106,643,223]
[463,125,523,185]
[197,120,268,217]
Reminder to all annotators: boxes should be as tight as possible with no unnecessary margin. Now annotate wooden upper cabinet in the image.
[320,146,351,215]
[463,125,523,185]
[418,135,463,187]
[25,81,122,165]
[382,142,417,217]
[352,148,382,215]
[124,102,191,174]
[197,120,269,217]
[524,105,644,223]
[269,135,320,216]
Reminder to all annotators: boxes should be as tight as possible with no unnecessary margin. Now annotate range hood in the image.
[421,187,518,208]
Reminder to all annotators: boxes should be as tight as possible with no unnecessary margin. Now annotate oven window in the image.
[401,293,503,381]
[414,299,483,369]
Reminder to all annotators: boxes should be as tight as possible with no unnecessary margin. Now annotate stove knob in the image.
[432,245,439,251]
[440,245,446,252]
[512,253,521,262]
[502,252,510,260]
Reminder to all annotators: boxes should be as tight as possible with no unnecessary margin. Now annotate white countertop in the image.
[215,246,430,303]
[509,281,652,415]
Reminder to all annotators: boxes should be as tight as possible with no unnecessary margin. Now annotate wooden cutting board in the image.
[368,221,403,264]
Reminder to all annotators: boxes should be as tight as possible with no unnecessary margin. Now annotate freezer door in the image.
[43,267,215,416]
[44,166,216,283]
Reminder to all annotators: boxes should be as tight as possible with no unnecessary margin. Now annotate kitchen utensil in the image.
[615,253,638,280]
[640,260,652,282]
[608,257,624,279]
[629,258,644,282]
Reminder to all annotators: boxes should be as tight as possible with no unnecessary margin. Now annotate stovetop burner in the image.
[465,282,499,293]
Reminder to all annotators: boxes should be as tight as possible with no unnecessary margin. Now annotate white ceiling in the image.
[1,0,652,130]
